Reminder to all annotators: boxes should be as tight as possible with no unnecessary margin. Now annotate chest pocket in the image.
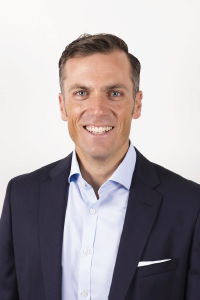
[134,258,179,279]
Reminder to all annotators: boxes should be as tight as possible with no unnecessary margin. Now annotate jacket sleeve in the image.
[0,180,20,300]
[184,208,200,299]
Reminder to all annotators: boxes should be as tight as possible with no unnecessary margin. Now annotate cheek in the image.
[66,107,82,135]
[66,102,83,118]
[67,121,78,143]
[67,117,78,133]
[118,110,133,132]
[118,107,133,121]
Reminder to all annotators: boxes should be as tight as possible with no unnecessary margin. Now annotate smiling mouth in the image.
[83,125,114,134]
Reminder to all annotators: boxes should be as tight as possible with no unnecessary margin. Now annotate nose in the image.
[88,94,108,116]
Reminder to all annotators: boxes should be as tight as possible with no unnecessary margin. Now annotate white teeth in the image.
[85,126,113,134]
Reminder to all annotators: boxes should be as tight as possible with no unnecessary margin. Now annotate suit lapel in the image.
[108,148,163,300]
[39,153,72,300]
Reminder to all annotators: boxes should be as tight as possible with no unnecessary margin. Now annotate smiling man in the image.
[0,33,200,300]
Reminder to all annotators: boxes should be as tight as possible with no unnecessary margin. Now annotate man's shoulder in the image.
[135,147,200,193]
[152,161,200,195]
[10,153,72,187]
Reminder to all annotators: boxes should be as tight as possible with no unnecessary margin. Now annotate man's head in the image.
[59,33,141,101]
[58,33,143,162]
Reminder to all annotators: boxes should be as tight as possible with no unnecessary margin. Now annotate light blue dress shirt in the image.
[61,141,136,300]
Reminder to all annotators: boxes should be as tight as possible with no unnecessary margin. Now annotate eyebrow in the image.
[68,83,129,93]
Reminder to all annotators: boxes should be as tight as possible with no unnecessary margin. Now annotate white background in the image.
[1,0,200,213]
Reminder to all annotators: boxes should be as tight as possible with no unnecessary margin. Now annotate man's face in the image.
[59,50,142,161]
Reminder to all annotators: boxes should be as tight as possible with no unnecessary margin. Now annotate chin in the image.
[87,150,110,160]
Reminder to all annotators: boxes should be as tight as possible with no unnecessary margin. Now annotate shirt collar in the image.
[68,140,136,191]
[68,149,81,183]
[108,141,136,190]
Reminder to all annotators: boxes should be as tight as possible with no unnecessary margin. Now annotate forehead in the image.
[62,50,132,85]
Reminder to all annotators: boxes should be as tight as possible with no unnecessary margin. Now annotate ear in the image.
[59,93,68,121]
[132,91,143,119]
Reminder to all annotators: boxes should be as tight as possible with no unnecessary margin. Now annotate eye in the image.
[76,90,87,96]
[110,91,122,97]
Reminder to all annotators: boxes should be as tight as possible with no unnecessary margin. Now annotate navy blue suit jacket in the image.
[1,147,200,300]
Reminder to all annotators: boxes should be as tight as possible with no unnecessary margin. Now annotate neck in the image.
[75,141,130,198]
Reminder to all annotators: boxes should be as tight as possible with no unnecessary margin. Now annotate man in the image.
[0,33,200,300]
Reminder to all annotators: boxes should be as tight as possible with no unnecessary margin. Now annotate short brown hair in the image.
[58,33,141,100]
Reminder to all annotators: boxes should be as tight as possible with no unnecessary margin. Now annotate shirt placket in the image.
[78,180,99,299]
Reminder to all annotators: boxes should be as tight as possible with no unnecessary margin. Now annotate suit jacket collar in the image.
[39,147,163,300]
[49,152,72,180]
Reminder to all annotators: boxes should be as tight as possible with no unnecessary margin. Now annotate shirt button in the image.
[89,208,96,215]
[81,291,88,297]
[83,248,91,255]
[81,181,86,187]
